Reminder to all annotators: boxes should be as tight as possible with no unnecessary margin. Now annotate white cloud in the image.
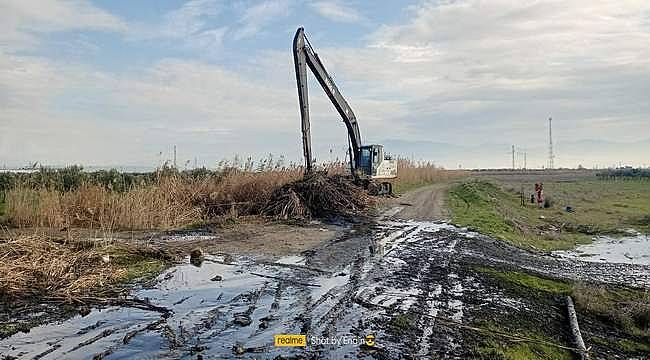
[128,0,292,48]
[234,0,293,39]
[2,0,650,168]
[0,0,126,51]
[162,0,221,36]
[310,1,364,23]
[128,0,227,52]
[0,51,310,166]
[250,0,650,167]
[129,0,290,49]
[327,1,650,141]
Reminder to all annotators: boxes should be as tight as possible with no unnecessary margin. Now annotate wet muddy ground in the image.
[1,210,648,359]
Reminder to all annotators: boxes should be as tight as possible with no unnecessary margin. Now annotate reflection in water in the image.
[553,234,650,265]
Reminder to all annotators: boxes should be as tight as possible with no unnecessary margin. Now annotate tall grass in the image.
[391,159,465,193]
[5,168,303,230]
[3,158,462,230]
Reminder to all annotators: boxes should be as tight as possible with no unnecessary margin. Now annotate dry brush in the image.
[2,161,461,230]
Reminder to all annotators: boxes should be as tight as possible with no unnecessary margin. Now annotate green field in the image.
[448,177,650,251]
[474,266,649,357]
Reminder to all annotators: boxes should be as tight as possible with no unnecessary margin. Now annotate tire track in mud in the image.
[349,221,473,359]
[2,220,648,359]
[414,231,463,358]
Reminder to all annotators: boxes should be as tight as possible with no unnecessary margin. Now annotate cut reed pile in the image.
[0,235,116,301]
[193,168,302,218]
[0,235,171,302]
[263,172,374,219]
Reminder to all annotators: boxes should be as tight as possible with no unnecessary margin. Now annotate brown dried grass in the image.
[5,169,302,230]
[193,168,302,217]
[3,160,462,229]
[0,235,124,301]
[393,159,465,187]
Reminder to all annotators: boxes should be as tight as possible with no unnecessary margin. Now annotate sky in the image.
[1,0,649,170]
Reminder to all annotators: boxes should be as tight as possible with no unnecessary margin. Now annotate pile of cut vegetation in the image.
[263,172,374,219]
[0,235,171,302]
[0,235,113,301]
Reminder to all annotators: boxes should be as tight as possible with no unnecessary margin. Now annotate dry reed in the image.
[5,169,301,230]
[0,235,124,300]
[393,159,464,186]
[3,160,462,229]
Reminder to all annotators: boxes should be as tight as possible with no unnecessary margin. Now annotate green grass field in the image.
[475,266,649,356]
[448,178,650,251]
[472,324,573,360]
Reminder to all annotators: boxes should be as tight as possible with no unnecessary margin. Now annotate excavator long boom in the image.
[293,27,362,172]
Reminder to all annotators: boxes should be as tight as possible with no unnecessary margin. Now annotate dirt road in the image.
[384,182,451,221]
[1,184,648,359]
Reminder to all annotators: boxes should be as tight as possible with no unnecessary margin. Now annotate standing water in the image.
[553,233,650,265]
[2,221,648,359]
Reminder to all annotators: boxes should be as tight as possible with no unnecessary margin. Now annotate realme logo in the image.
[274,334,306,347]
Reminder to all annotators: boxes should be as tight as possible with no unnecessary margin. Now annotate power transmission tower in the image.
[512,145,515,170]
[548,117,555,169]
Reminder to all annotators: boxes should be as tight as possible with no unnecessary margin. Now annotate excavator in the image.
[293,27,397,195]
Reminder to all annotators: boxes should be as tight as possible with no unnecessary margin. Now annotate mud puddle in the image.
[2,218,649,359]
[553,233,650,265]
[460,230,650,287]
[0,250,356,359]
[1,220,480,359]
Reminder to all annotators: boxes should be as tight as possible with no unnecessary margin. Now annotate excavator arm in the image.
[293,27,362,173]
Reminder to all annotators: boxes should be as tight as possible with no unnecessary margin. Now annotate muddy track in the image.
[384,182,451,221]
[1,214,648,359]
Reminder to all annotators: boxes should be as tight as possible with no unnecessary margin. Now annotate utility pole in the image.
[524,151,527,170]
[173,145,177,168]
[517,148,527,170]
[548,117,555,169]
[512,145,515,170]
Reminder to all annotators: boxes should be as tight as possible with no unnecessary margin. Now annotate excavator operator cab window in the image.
[359,147,371,173]
[359,145,383,176]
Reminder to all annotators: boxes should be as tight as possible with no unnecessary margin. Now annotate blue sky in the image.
[1,0,649,169]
